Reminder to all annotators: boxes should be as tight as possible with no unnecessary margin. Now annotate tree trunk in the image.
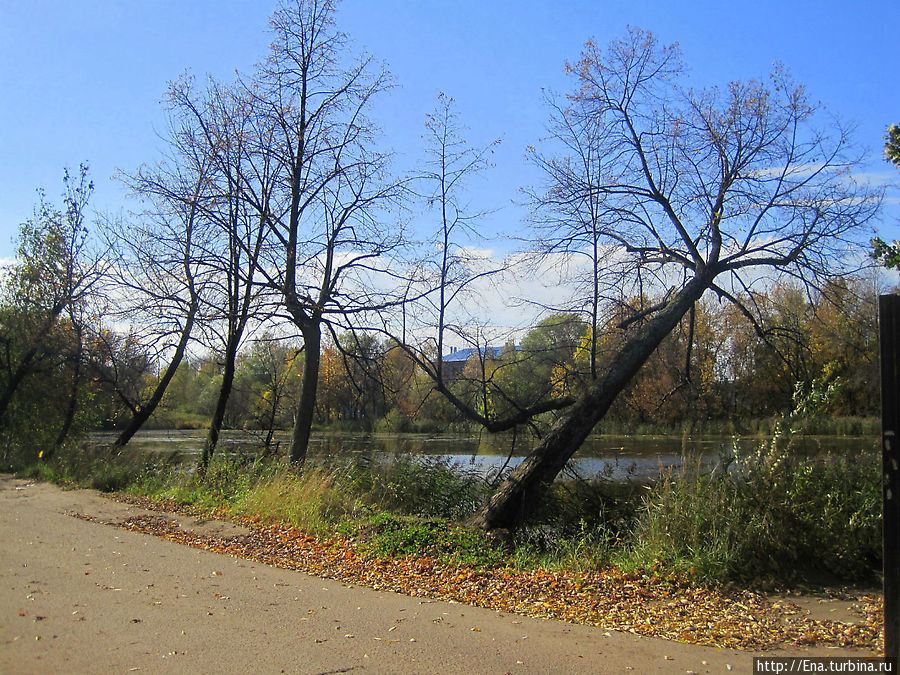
[113,310,196,450]
[290,321,322,466]
[198,337,239,475]
[466,270,714,531]
[49,323,85,457]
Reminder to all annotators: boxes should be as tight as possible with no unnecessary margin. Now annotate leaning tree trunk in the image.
[0,345,42,428]
[466,270,715,531]
[290,320,322,466]
[113,310,196,450]
[198,336,239,475]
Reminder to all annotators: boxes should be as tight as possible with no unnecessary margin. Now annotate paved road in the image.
[0,476,868,673]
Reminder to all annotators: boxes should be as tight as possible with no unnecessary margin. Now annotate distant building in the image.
[441,346,512,380]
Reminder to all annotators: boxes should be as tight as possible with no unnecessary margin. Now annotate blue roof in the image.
[443,346,506,362]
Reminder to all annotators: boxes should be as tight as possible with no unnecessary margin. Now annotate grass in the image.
[348,512,508,567]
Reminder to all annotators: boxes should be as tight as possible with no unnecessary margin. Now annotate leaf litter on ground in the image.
[70,493,882,652]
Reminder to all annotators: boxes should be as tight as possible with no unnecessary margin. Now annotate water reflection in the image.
[89,430,877,481]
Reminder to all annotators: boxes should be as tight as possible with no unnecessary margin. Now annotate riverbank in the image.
[0,476,882,674]
[17,433,883,589]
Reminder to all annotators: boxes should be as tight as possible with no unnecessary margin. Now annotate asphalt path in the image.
[0,475,873,674]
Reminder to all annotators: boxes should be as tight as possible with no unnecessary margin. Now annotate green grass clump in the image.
[351,512,507,568]
[237,456,491,535]
[351,456,489,521]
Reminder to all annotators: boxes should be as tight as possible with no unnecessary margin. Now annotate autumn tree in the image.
[160,75,276,473]
[807,277,880,416]
[102,105,216,449]
[468,28,882,530]
[517,313,588,401]
[610,299,727,426]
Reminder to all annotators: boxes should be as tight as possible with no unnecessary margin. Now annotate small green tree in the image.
[0,166,104,461]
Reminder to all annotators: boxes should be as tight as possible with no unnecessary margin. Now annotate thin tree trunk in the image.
[113,310,196,450]
[290,321,321,466]
[198,337,239,475]
[466,271,714,531]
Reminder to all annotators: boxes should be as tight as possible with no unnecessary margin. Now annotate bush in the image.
[374,409,412,433]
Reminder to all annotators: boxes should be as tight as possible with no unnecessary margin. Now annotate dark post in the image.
[881,294,900,658]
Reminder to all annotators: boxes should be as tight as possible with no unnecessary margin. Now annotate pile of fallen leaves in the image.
[75,494,882,652]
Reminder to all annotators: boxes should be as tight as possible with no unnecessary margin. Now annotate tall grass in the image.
[622,445,881,583]
[617,378,883,584]
[240,466,358,534]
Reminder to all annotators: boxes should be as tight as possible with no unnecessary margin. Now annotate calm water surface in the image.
[89,429,878,480]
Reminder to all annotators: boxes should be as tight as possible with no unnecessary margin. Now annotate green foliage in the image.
[353,456,488,521]
[159,455,278,510]
[516,477,641,561]
[229,456,490,535]
[0,166,100,463]
[358,512,507,568]
[887,123,900,168]
[374,408,412,433]
[626,447,880,583]
[873,236,900,270]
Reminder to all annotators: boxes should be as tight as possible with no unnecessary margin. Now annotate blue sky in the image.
[0,0,897,261]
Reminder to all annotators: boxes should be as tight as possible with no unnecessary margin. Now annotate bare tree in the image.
[104,105,216,449]
[467,28,882,530]
[247,0,404,466]
[377,95,578,434]
[162,75,276,473]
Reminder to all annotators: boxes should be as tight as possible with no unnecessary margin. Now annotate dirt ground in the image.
[0,475,879,673]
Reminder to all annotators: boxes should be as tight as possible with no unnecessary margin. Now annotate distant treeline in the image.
[100,276,880,438]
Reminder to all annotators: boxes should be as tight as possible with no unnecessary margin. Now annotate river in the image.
[89,429,878,481]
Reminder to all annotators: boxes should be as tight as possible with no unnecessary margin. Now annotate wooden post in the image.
[881,294,900,658]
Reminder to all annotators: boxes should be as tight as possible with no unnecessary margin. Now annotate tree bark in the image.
[466,269,714,530]
[290,320,322,466]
